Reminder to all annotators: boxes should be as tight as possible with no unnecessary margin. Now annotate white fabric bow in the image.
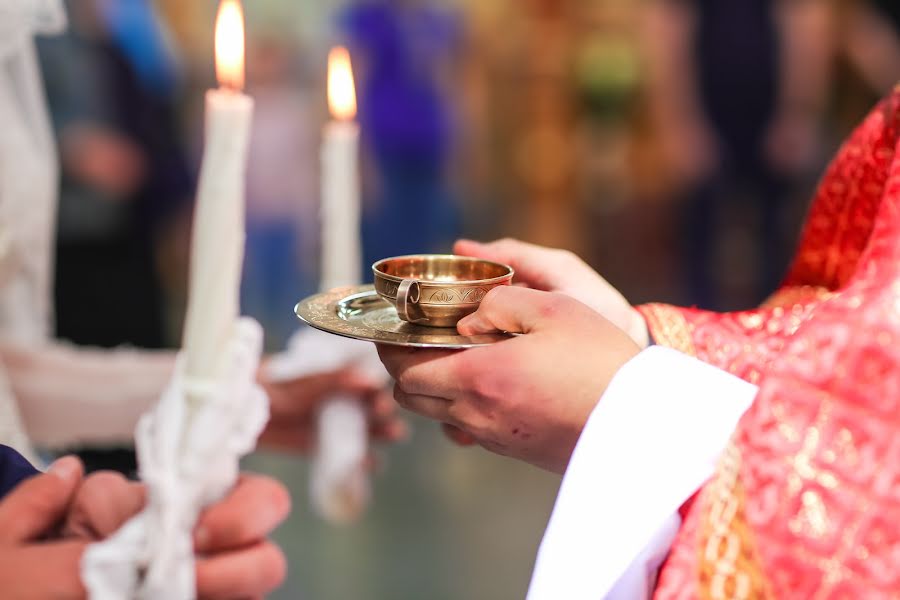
[81,318,270,600]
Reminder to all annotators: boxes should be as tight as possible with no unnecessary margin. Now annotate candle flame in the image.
[215,0,245,91]
[327,46,357,121]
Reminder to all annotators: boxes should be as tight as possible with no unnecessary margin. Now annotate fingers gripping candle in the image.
[80,4,266,597]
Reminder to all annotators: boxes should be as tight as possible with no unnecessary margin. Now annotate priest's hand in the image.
[62,468,291,599]
[454,238,650,348]
[258,369,407,453]
[378,287,641,473]
[0,456,90,598]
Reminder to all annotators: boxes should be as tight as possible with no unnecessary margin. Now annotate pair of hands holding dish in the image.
[378,239,649,474]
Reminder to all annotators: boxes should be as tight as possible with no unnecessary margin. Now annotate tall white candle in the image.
[312,46,370,523]
[183,0,253,384]
[320,46,362,291]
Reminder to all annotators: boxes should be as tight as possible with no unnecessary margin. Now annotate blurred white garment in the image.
[528,347,757,600]
[0,0,65,461]
[0,0,173,462]
[0,0,63,343]
[0,0,65,61]
[2,342,174,448]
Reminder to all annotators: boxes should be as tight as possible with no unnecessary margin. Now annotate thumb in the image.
[457,286,565,336]
[454,238,560,291]
[0,455,84,543]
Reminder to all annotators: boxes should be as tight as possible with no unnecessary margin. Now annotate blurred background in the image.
[37,0,899,598]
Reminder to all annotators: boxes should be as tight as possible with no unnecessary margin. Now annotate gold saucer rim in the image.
[294,285,512,349]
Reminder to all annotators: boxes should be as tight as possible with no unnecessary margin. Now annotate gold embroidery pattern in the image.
[637,303,697,357]
[760,286,834,310]
[640,298,823,385]
[654,91,900,598]
[697,443,773,600]
[693,282,900,596]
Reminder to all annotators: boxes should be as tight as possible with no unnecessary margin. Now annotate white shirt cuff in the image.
[527,346,758,600]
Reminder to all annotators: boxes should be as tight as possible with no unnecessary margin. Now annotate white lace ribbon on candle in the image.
[266,326,389,523]
[81,317,269,600]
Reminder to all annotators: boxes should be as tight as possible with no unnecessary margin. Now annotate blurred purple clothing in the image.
[341,1,459,164]
[341,1,463,270]
[0,445,39,499]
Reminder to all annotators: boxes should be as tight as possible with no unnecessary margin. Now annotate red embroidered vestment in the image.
[639,89,900,598]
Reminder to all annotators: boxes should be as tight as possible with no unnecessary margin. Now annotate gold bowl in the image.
[372,254,514,327]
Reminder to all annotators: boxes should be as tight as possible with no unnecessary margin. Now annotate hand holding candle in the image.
[81,4,271,596]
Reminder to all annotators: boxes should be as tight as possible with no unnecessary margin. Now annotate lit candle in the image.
[320,46,362,291]
[312,47,370,523]
[182,0,254,386]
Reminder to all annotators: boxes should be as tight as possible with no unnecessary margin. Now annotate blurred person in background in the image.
[642,0,834,310]
[341,0,463,271]
[36,0,193,472]
[39,0,191,351]
[243,36,320,350]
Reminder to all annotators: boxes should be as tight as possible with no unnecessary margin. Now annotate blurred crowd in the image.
[40,0,900,362]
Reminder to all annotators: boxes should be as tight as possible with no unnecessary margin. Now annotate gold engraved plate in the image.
[295,285,511,349]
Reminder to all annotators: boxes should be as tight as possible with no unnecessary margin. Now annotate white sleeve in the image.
[527,346,758,600]
[1,341,175,449]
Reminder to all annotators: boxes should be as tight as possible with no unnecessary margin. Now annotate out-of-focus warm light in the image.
[328,46,357,121]
[215,0,244,91]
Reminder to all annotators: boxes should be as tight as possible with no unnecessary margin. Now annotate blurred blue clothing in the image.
[341,1,458,163]
[361,156,460,269]
[341,1,462,267]
[97,0,180,99]
[0,445,39,499]
[242,221,316,351]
